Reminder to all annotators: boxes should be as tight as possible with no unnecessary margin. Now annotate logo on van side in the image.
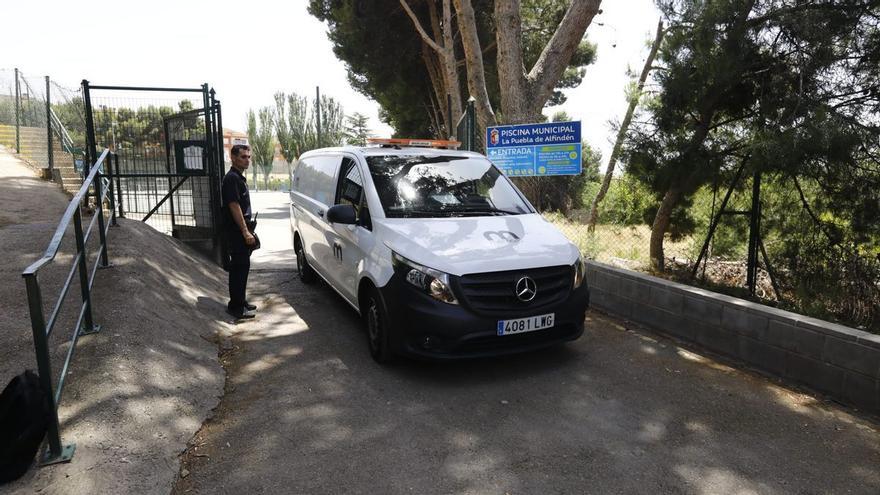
[484,231,520,243]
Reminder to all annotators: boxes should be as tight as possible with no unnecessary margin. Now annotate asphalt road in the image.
[174,191,880,494]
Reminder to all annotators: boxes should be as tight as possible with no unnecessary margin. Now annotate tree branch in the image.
[400,0,444,54]
[527,0,603,110]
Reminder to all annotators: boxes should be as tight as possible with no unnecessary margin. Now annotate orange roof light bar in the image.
[367,138,462,149]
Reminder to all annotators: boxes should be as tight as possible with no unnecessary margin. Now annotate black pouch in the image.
[0,370,51,484]
[246,213,260,251]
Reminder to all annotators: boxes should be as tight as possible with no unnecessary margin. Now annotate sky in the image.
[2,0,660,167]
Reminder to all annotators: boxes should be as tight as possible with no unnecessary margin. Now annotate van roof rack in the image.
[366,138,462,150]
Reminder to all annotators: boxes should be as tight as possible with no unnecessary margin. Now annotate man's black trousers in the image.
[228,251,251,311]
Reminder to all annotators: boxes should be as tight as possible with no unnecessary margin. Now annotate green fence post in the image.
[106,153,118,227]
[95,162,110,267]
[22,275,75,465]
[82,80,97,176]
[114,153,124,218]
[14,68,20,153]
[73,207,100,334]
[468,97,476,152]
[46,76,54,172]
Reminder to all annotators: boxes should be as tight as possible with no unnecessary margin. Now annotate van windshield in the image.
[366,155,533,218]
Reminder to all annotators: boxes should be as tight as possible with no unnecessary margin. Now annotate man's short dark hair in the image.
[231,144,250,157]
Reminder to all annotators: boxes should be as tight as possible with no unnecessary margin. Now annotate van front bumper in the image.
[380,274,589,359]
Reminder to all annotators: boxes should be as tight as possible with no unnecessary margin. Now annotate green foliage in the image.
[0,95,15,125]
[623,0,880,329]
[344,112,372,145]
[272,91,346,160]
[308,0,433,136]
[51,96,87,149]
[317,94,345,147]
[308,0,596,135]
[247,108,276,184]
[587,172,654,226]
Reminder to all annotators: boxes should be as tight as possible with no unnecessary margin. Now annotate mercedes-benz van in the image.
[289,140,589,362]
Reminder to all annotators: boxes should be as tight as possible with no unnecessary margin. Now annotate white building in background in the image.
[222,128,249,166]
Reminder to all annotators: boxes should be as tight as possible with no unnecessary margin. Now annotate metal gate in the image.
[82,82,225,263]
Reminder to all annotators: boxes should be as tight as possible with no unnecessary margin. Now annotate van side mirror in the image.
[327,204,357,224]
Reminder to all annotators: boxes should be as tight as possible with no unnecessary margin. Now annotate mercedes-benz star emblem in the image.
[515,276,537,302]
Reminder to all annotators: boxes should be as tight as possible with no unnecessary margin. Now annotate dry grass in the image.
[544,212,696,269]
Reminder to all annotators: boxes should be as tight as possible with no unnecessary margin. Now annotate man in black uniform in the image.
[222,144,257,319]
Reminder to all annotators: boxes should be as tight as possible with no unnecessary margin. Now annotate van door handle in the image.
[316,208,324,217]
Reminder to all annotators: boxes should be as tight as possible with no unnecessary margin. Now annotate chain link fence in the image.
[0,68,85,173]
[456,108,876,332]
[522,169,879,334]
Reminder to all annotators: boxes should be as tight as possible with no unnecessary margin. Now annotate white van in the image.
[289,141,589,362]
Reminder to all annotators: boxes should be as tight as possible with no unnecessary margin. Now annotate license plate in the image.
[497,313,555,336]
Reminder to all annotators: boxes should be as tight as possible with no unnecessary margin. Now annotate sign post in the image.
[486,121,582,177]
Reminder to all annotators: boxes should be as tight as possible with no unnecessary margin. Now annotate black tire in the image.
[365,287,394,363]
[295,241,318,284]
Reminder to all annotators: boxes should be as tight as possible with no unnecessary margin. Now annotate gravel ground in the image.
[1,149,225,494]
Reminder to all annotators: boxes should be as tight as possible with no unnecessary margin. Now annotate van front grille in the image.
[454,265,572,315]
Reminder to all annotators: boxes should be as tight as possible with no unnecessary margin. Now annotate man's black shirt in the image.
[222,167,252,253]
[222,167,252,227]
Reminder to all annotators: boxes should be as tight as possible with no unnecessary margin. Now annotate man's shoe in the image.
[244,301,257,311]
[226,307,256,320]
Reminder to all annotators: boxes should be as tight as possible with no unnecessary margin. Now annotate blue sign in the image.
[486,121,582,176]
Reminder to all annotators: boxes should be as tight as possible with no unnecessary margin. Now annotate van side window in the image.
[297,155,341,206]
[336,158,363,210]
[336,158,372,230]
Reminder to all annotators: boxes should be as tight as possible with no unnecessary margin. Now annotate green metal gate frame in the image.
[455,97,477,152]
[82,82,225,261]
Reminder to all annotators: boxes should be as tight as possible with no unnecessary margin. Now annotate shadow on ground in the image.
[174,270,880,495]
[2,219,226,495]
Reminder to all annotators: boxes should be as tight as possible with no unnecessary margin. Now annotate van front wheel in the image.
[296,243,317,284]
[365,287,393,363]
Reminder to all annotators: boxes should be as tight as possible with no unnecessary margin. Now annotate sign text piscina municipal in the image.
[486,121,582,176]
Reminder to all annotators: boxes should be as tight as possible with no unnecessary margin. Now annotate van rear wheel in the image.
[365,287,393,363]
[296,243,317,284]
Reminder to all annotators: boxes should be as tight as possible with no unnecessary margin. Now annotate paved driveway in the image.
[174,191,880,494]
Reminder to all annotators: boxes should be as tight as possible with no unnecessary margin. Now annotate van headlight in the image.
[392,252,459,305]
[573,256,586,289]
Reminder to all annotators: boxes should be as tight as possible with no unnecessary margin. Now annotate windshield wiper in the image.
[389,209,452,218]
[442,205,522,216]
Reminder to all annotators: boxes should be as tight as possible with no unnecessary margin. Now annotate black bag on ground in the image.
[0,370,51,484]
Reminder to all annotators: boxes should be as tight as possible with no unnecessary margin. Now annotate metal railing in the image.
[21,148,117,465]
[50,107,77,155]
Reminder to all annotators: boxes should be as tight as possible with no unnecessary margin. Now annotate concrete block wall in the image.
[586,261,880,415]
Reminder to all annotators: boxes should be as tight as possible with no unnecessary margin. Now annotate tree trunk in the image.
[587,19,664,232]
[422,44,448,128]
[495,0,530,122]
[649,186,680,271]
[440,0,463,128]
[453,0,496,131]
[494,0,603,120]
[525,0,602,114]
[647,0,757,271]
[400,0,462,131]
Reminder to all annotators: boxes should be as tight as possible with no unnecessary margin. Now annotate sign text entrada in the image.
[486,121,582,177]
